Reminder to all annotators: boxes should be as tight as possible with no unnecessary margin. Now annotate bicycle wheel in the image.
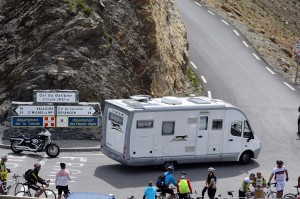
[14,183,26,194]
[15,190,30,196]
[42,189,57,199]
[266,192,276,199]
[283,193,297,198]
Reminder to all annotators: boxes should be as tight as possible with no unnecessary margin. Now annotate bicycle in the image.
[283,185,300,198]
[0,174,25,195]
[156,187,179,199]
[265,182,277,199]
[15,180,56,198]
[227,190,254,199]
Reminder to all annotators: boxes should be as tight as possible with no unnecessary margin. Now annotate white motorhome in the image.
[101,95,261,168]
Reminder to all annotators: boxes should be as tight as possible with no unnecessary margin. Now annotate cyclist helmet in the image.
[276,160,283,165]
[181,171,186,178]
[34,163,41,169]
[208,167,215,172]
[1,155,7,161]
[167,165,174,171]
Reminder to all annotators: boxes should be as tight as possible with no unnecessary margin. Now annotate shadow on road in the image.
[94,160,260,189]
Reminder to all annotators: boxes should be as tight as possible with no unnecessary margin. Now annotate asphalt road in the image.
[176,0,300,192]
[2,1,300,199]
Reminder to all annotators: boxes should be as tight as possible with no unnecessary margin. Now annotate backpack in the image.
[24,169,32,181]
[156,173,166,188]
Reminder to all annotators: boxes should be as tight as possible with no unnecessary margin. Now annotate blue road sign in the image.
[68,117,99,127]
[12,117,44,127]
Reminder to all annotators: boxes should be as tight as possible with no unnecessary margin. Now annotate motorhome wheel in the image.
[239,152,251,165]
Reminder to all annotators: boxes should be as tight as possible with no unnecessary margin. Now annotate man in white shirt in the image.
[55,163,71,199]
[268,160,289,198]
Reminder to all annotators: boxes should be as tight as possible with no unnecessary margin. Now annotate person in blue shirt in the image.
[162,166,177,199]
[143,181,156,199]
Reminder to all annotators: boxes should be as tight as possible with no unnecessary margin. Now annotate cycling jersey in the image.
[0,163,8,181]
[27,169,46,185]
[55,170,71,186]
[253,177,266,191]
[177,179,192,194]
[207,174,217,190]
[272,166,287,181]
[164,171,176,187]
[239,177,252,192]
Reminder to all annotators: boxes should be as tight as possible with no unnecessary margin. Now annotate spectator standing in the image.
[143,181,156,199]
[253,172,266,199]
[268,160,289,198]
[55,163,71,199]
[239,173,255,199]
[177,171,192,199]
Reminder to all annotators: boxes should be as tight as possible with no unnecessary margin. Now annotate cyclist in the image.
[143,181,156,199]
[27,163,49,197]
[268,160,289,198]
[162,166,177,199]
[55,162,71,199]
[239,173,255,199]
[205,167,217,199]
[0,155,10,194]
[253,172,266,199]
[177,171,192,199]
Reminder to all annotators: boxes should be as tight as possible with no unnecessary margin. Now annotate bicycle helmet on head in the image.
[1,155,7,161]
[276,160,283,165]
[167,165,174,171]
[34,163,41,169]
[208,167,215,172]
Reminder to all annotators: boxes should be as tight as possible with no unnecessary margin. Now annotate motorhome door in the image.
[195,114,209,161]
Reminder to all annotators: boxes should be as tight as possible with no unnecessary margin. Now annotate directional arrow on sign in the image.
[14,106,55,116]
[56,106,98,116]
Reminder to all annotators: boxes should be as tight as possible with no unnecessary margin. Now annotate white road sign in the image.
[14,106,55,116]
[36,91,77,103]
[57,106,97,116]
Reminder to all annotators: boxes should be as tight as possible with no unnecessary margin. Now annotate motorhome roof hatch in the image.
[161,96,182,105]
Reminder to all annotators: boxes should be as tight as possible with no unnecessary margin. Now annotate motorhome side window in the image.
[136,120,154,129]
[199,116,208,130]
[243,120,253,138]
[230,121,242,137]
[212,120,222,130]
[162,121,175,135]
[109,112,123,125]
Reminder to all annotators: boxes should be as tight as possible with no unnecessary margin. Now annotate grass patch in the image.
[185,67,201,91]
[66,0,92,16]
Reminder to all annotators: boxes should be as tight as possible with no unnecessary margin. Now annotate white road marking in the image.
[208,91,212,98]
[266,67,275,74]
[195,1,201,7]
[233,30,240,36]
[221,20,228,25]
[242,41,249,47]
[252,53,260,60]
[284,82,295,90]
[207,10,215,15]
[190,61,197,69]
[201,76,207,83]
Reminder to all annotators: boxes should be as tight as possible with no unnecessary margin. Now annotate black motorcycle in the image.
[10,129,60,158]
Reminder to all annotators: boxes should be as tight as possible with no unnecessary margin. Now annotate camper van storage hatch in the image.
[188,97,211,104]
[161,96,182,105]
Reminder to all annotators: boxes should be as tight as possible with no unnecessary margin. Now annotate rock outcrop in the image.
[0,0,198,123]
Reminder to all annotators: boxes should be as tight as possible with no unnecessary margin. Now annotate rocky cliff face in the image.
[0,0,196,122]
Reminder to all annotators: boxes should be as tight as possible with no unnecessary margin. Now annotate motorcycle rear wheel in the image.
[11,141,23,153]
[45,143,60,158]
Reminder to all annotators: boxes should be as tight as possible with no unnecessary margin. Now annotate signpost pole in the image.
[296,61,300,84]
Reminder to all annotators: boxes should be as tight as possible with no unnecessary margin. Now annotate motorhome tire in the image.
[239,152,251,165]
[11,141,23,153]
[162,161,174,170]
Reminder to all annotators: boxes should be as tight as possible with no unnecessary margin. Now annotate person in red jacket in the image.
[177,171,192,199]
